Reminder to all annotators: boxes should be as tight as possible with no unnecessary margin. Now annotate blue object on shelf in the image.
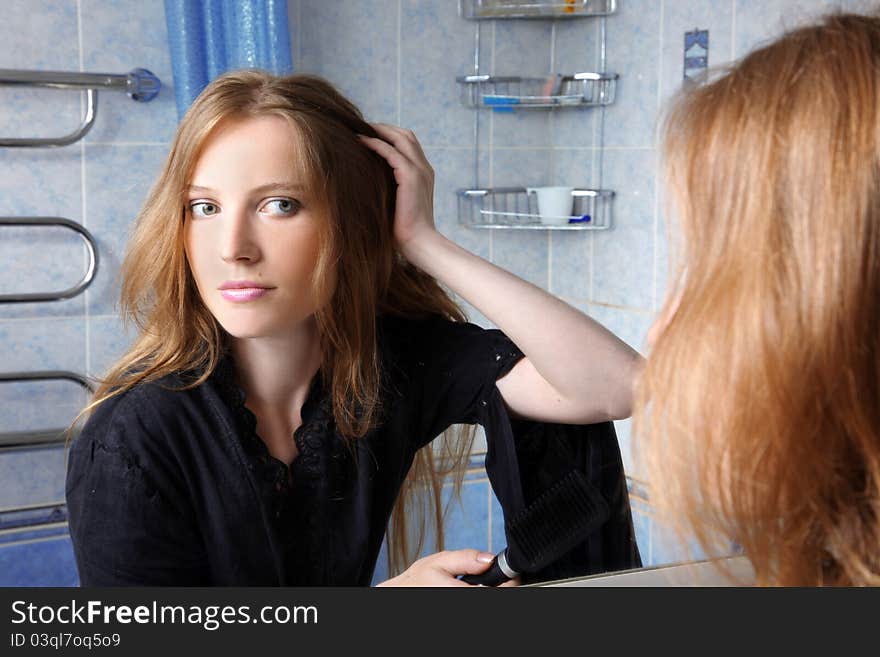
[484,95,519,105]
[483,95,518,112]
[569,215,592,223]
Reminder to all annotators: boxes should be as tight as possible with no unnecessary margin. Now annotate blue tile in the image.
[650,513,698,566]
[0,317,88,443]
[299,0,398,123]
[491,19,553,148]
[490,146,553,188]
[0,0,83,147]
[80,0,177,144]
[733,0,851,60]
[462,451,487,479]
[553,15,601,74]
[400,0,482,147]
[550,228,591,299]
[487,149,552,289]
[549,150,594,299]
[88,314,138,380]
[420,481,480,556]
[426,146,491,260]
[840,0,880,11]
[0,317,86,373]
[0,140,80,211]
[0,148,85,320]
[408,479,491,562]
[0,533,79,586]
[552,17,601,148]
[494,18,553,77]
[661,1,734,106]
[0,445,69,511]
[492,228,549,290]
[438,479,491,553]
[369,476,492,584]
[0,87,83,159]
[552,108,598,150]
[601,0,661,148]
[494,111,552,149]
[0,378,88,441]
[590,147,656,309]
[0,224,88,320]
[0,1,78,70]
[654,209,672,311]
[83,144,170,315]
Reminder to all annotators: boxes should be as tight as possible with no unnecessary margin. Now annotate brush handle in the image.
[459,549,516,586]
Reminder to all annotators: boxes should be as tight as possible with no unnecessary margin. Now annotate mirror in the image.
[14,0,845,587]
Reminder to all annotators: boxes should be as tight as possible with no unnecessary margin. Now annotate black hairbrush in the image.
[460,468,610,586]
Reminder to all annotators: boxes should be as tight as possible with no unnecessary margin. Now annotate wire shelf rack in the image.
[457,187,614,230]
[459,0,617,20]
[457,72,617,109]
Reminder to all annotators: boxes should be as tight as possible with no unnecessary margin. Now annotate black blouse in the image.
[65,313,531,586]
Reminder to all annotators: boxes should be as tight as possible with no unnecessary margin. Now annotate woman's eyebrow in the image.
[187,182,304,194]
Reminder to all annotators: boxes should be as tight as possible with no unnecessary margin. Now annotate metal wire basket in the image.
[457,187,614,230]
[459,0,617,19]
[457,72,617,109]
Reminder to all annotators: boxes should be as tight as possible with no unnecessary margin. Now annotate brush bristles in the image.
[507,469,610,571]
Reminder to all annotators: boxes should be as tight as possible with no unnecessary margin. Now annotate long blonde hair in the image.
[636,12,880,586]
[68,70,477,578]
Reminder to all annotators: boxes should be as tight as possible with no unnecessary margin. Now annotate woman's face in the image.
[184,114,332,339]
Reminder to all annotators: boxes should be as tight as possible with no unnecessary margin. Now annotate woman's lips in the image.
[219,287,272,302]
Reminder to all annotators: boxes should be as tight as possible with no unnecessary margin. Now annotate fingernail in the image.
[477,552,494,564]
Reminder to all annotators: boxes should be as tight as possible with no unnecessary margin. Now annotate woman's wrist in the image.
[398,226,443,267]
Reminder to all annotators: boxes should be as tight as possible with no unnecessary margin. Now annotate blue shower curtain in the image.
[164,0,294,120]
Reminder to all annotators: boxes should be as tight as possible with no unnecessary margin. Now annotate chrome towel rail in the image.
[0,217,98,304]
[0,371,94,391]
[0,67,160,147]
[0,371,94,450]
[0,502,68,532]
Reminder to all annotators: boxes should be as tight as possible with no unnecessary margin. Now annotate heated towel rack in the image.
[0,217,98,304]
[0,67,160,147]
[0,372,94,450]
[0,64,160,572]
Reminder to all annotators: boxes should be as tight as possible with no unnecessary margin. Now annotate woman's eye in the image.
[263,198,301,216]
[189,202,219,217]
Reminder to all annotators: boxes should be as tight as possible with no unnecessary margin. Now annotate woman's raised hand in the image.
[375,548,521,587]
[358,123,437,251]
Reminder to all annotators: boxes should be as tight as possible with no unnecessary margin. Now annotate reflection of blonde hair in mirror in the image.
[65,70,476,578]
[635,12,880,585]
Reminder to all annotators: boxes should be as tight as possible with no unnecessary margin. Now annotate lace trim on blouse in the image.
[210,350,335,584]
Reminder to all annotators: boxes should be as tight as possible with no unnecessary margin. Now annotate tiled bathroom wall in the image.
[0,0,176,585]
[2,0,875,586]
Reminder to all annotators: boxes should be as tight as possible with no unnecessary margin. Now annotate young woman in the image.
[636,11,880,586]
[64,71,642,586]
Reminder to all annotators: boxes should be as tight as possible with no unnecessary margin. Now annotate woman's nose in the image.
[220,209,261,263]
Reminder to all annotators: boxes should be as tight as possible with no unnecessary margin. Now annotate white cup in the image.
[526,186,574,225]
